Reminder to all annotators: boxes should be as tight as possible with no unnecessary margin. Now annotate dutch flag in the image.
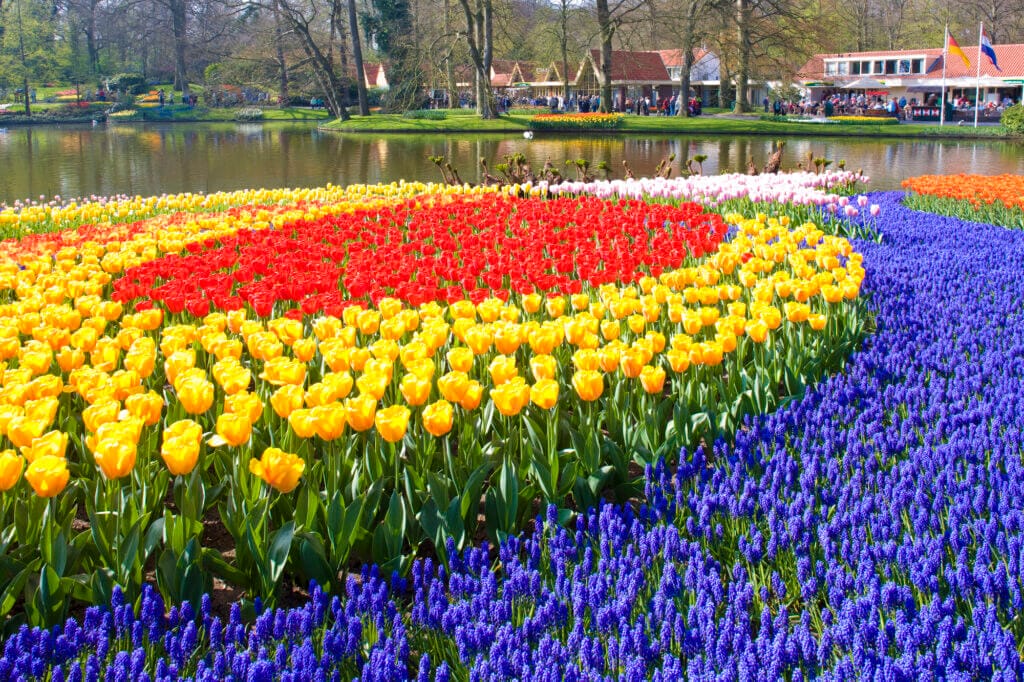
[981,28,1000,70]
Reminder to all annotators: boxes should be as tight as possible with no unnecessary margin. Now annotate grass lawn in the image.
[322,110,1016,139]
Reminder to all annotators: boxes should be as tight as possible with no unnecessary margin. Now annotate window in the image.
[862,61,871,74]
[825,61,838,75]
[874,60,884,73]
[852,62,861,75]
[912,59,923,74]
[838,62,849,75]
[898,59,911,75]
[885,59,897,74]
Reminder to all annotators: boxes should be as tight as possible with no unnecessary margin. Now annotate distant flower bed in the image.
[828,115,899,125]
[529,112,624,130]
[902,173,1024,228]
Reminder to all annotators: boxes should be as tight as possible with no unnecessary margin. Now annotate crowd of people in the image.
[525,92,702,116]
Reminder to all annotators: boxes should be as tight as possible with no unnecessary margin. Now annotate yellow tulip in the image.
[530,354,557,381]
[666,348,690,373]
[488,355,519,386]
[208,413,253,447]
[176,377,214,415]
[600,320,621,341]
[808,313,827,331]
[6,416,47,449]
[356,372,389,401]
[308,403,346,440]
[125,391,164,426]
[422,400,454,437]
[271,384,305,419]
[459,381,484,411]
[446,347,474,373]
[24,396,59,428]
[620,348,647,379]
[164,419,203,443]
[93,438,137,480]
[25,455,69,497]
[400,373,432,406]
[20,430,68,463]
[259,357,306,386]
[490,378,529,417]
[164,350,196,386]
[572,370,603,402]
[375,405,410,443]
[160,435,200,476]
[225,391,264,424]
[639,365,667,394]
[0,450,24,491]
[530,379,559,410]
[287,408,318,438]
[437,371,470,403]
[57,347,86,373]
[345,395,377,432]
[745,319,770,344]
[249,447,305,493]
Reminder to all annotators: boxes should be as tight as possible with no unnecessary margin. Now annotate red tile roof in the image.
[652,48,709,68]
[587,49,671,82]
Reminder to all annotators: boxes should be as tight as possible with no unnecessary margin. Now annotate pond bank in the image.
[320,111,1019,140]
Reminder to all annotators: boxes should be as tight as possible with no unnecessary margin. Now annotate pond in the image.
[1,122,1022,203]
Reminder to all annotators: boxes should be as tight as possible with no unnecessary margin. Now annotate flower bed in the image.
[4,190,1024,678]
[0,181,866,628]
[528,112,625,130]
[902,173,1024,228]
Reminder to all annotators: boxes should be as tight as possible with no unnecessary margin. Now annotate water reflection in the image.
[2,122,1023,203]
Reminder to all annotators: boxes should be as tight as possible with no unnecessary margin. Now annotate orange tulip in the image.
[288,408,318,439]
[488,355,519,386]
[20,430,68,463]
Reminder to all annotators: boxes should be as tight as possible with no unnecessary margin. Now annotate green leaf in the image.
[118,520,143,583]
[267,522,295,585]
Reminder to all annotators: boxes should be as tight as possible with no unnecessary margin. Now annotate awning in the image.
[842,77,886,90]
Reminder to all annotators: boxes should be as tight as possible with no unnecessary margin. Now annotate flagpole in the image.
[940,25,948,126]
[974,23,984,127]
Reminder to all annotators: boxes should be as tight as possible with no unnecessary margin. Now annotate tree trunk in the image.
[595,0,613,113]
[458,0,496,118]
[733,0,750,113]
[15,0,30,115]
[170,0,190,99]
[675,2,699,117]
[273,0,290,105]
[85,1,100,75]
[348,0,370,114]
[443,0,456,108]
[559,0,570,103]
[289,17,351,119]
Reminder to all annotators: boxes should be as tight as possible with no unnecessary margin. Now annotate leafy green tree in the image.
[0,0,65,114]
